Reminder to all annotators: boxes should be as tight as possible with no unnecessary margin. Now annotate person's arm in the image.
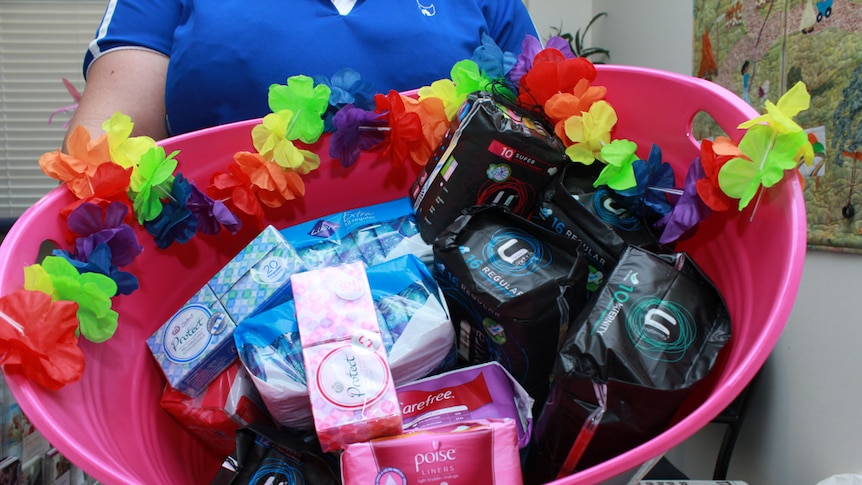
[63,49,170,150]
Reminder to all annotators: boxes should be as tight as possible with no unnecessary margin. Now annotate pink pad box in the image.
[291,261,403,452]
[340,418,523,485]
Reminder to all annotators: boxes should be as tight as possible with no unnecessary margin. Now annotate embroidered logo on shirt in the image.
[417,0,436,16]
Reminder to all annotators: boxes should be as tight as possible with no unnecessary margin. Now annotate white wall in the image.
[525,0,594,42]
[525,1,862,484]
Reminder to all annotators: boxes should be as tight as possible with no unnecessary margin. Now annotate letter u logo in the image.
[643,307,677,340]
[602,197,627,216]
[496,239,528,264]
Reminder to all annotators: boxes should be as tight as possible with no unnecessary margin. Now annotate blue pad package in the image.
[280,197,432,270]
[234,254,455,430]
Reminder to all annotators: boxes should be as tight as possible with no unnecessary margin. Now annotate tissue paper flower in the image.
[23,256,119,343]
[144,173,199,249]
[267,75,331,144]
[718,124,807,210]
[658,156,712,245]
[0,289,85,391]
[400,95,449,165]
[450,60,495,97]
[67,201,143,267]
[102,112,157,169]
[317,68,377,110]
[38,125,112,199]
[697,138,739,212]
[129,146,179,224]
[80,162,134,205]
[315,68,378,132]
[252,111,322,171]
[614,144,675,217]
[739,81,809,134]
[233,151,307,208]
[54,243,139,296]
[374,91,424,166]
[509,35,575,85]
[144,200,196,249]
[563,100,618,164]
[594,139,639,191]
[252,110,294,162]
[517,49,597,108]
[208,162,266,222]
[330,105,388,167]
[418,79,464,120]
[51,162,134,239]
[472,32,517,81]
[178,174,242,235]
[738,81,814,166]
[545,78,608,140]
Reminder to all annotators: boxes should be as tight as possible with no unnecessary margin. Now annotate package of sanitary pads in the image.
[396,362,534,448]
[234,254,454,430]
[280,197,431,269]
[340,419,523,485]
[409,91,568,243]
[433,206,591,411]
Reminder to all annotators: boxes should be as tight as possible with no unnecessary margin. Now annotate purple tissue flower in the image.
[330,104,388,167]
[176,174,242,235]
[658,156,712,245]
[67,201,143,267]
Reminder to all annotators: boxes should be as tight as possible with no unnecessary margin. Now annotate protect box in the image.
[147,225,304,396]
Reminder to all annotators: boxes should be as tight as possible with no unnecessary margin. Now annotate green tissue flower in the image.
[129,146,179,224]
[23,256,119,343]
[595,139,639,191]
[268,75,331,144]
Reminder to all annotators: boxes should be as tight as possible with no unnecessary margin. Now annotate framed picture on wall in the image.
[693,0,862,253]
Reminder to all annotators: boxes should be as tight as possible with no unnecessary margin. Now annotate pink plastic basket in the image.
[0,65,806,484]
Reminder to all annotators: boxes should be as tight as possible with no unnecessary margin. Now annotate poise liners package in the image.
[340,419,523,485]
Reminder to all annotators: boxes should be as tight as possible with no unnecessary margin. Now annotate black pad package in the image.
[432,205,592,410]
[532,163,629,278]
[533,163,665,267]
[209,423,339,485]
[410,91,568,243]
[524,246,732,482]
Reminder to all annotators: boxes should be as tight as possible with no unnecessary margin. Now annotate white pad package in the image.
[279,196,432,269]
[234,254,455,429]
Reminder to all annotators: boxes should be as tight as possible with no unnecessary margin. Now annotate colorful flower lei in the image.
[0,33,812,390]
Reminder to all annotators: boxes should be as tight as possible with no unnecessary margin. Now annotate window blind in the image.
[0,1,106,226]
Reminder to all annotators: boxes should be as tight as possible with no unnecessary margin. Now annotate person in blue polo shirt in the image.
[65,0,539,144]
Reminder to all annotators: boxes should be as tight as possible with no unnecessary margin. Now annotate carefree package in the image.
[396,361,534,449]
